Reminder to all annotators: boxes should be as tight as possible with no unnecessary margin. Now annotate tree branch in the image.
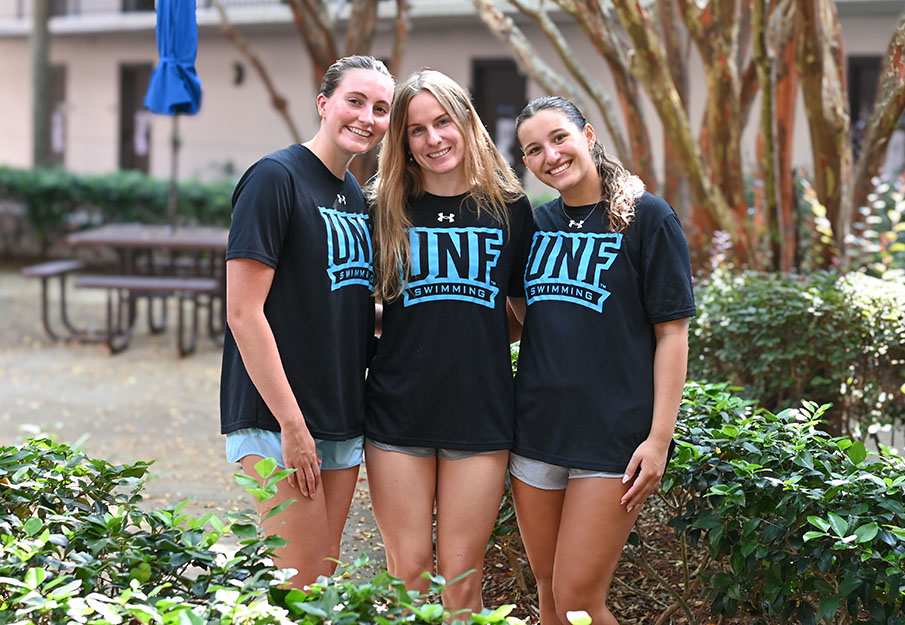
[852,12,905,212]
[211,0,302,143]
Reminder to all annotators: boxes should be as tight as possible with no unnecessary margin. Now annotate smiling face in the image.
[317,68,394,159]
[517,109,601,204]
[405,91,467,193]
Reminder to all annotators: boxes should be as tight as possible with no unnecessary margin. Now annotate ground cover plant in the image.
[0,438,522,625]
[486,383,905,624]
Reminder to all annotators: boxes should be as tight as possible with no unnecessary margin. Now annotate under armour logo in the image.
[437,213,455,223]
[337,194,346,205]
[568,219,583,228]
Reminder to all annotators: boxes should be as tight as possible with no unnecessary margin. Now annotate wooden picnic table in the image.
[22,223,229,356]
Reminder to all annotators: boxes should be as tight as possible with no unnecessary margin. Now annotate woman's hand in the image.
[280,419,322,498]
[620,438,670,512]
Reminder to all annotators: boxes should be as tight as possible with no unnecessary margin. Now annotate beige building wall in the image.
[0,1,901,196]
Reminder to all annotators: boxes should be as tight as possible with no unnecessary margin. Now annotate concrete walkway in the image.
[0,263,384,569]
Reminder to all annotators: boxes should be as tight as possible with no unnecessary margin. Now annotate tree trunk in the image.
[657,0,690,221]
[796,0,853,255]
[851,14,905,213]
[31,0,52,168]
[773,5,799,271]
[611,0,755,267]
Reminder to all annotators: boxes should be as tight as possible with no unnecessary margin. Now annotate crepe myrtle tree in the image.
[474,0,905,272]
[211,0,411,180]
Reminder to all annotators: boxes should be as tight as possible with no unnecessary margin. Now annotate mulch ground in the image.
[481,496,756,625]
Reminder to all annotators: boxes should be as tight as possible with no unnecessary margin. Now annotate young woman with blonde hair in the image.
[512,95,696,625]
[365,69,533,615]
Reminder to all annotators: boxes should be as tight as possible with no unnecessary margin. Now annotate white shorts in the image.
[509,452,623,491]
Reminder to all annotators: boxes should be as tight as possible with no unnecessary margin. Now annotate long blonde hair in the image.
[516,96,643,232]
[371,70,524,302]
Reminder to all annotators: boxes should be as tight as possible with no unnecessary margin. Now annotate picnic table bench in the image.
[20,223,228,357]
[73,274,220,356]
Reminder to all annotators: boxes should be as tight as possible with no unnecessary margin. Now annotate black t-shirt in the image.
[514,191,696,471]
[220,144,374,440]
[365,192,534,450]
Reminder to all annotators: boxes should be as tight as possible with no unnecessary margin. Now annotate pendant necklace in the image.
[562,201,599,229]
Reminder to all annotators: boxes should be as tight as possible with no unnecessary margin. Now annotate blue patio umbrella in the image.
[144,0,203,226]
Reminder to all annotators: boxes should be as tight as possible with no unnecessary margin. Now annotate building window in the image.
[122,0,155,11]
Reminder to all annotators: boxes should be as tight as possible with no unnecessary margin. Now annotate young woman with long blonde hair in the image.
[365,69,532,616]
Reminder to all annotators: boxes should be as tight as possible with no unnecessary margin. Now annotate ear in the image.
[522,154,529,168]
[316,93,328,120]
[584,123,596,149]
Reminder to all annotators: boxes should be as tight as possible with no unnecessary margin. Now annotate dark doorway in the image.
[848,56,881,158]
[472,59,527,178]
[119,63,153,173]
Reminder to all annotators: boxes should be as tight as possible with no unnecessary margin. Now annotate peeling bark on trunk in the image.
[611,0,754,267]
[658,0,690,220]
[796,0,853,255]
[772,0,799,271]
[676,0,749,239]
[391,0,410,77]
[754,0,779,268]
[345,0,378,56]
[852,14,905,213]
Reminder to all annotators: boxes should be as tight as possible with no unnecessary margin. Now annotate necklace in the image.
[562,201,599,229]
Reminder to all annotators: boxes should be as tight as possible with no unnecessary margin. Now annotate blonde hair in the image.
[371,70,524,302]
[516,96,643,232]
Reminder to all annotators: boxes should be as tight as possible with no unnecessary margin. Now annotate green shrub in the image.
[658,383,905,624]
[689,269,905,438]
[0,166,234,251]
[0,437,523,625]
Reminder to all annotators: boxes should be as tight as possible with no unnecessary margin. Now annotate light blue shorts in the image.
[366,438,502,461]
[226,428,364,471]
[509,452,623,491]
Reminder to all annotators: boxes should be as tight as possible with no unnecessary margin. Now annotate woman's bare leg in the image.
[435,451,509,617]
[552,478,641,625]
[365,444,437,594]
[510,476,567,625]
[240,454,334,588]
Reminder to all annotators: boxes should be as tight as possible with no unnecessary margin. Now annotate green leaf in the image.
[803,531,826,542]
[176,608,203,625]
[854,522,878,543]
[838,575,861,597]
[807,516,831,532]
[23,517,43,537]
[827,512,848,538]
[254,457,278,479]
[233,473,260,489]
[847,441,867,465]
[262,498,296,521]
[24,567,47,589]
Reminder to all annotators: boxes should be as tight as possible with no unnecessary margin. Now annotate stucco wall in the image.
[0,4,901,196]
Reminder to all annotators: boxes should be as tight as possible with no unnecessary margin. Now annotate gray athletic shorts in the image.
[509,452,623,491]
[366,438,502,461]
[226,427,364,471]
